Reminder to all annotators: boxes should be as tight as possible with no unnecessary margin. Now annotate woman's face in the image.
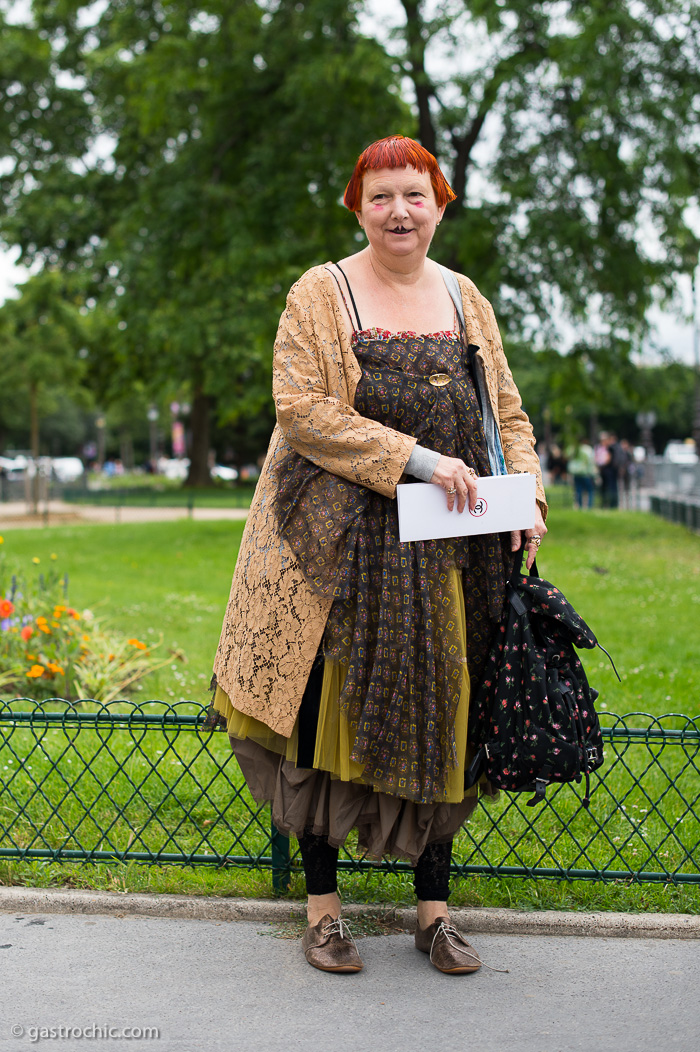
[356,166,445,262]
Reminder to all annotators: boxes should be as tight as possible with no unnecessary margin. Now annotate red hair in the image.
[343,135,457,211]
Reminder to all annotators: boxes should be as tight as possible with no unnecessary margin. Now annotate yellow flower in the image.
[27,664,45,678]
[0,536,4,544]
[50,553,57,560]
[32,557,40,564]
[128,638,148,651]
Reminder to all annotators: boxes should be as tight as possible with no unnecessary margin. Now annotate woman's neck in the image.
[365,247,428,289]
[333,249,454,334]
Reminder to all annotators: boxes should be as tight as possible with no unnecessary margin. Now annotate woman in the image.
[205,136,547,975]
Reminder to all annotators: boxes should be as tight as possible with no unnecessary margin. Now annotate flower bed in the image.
[0,537,180,702]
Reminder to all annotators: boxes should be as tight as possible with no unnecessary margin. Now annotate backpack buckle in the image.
[526,777,549,807]
[585,745,599,765]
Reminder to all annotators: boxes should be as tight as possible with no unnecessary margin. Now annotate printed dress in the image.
[205,321,514,864]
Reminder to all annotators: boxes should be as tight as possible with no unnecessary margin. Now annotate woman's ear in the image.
[356,211,364,229]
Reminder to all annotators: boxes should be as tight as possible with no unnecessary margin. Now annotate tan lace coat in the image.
[213,264,546,737]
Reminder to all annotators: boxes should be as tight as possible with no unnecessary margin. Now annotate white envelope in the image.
[396,474,536,543]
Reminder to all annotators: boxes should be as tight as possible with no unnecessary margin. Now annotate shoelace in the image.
[322,917,359,951]
[430,922,509,973]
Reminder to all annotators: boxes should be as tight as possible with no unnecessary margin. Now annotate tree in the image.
[1,0,410,483]
[0,270,86,505]
[395,0,700,347]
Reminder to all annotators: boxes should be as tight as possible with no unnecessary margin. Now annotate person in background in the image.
[616,439,634,509]
[595,432,619,508]
[566,436,596,509]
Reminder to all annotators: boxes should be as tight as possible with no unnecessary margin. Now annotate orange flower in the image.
[36,617,48,625]
[46,662,64,676]
[27,665,45,678]
[82,633,90,643]
[108,653,115,662]
[0,599,15,618]
[39,625,51,635]
[66,608,80,620]
[53,605,66,617]
[21,626,33,642]
[128,638,147,651]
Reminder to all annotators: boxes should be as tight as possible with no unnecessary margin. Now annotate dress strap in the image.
[328,263,363,332]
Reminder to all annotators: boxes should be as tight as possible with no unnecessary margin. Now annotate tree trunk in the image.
[119,430,134,470]
[401,0,437,158]
[185,384,213,487]
[29,380,40,513]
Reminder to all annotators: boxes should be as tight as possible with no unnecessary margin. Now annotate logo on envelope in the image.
[470,498,488,517]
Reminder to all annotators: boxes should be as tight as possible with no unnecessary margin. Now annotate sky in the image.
[1,0,697,366]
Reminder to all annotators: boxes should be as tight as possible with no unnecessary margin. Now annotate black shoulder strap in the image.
[511,542,539,585]
[333,263,363,331]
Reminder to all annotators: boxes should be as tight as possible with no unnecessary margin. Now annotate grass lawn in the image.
[1,505,698,912]
[63,483,257,509]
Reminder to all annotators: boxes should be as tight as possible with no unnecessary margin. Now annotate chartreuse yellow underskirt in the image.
[211,565,475,805]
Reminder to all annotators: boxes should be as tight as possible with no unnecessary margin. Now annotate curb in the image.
[1,887,698,939]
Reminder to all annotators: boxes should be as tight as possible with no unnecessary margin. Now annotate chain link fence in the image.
[1,700,698,892]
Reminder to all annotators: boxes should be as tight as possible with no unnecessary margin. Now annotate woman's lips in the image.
[389,227,413,235]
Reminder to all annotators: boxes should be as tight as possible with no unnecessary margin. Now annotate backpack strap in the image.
[510,541,539,586]
[437,264,508,476]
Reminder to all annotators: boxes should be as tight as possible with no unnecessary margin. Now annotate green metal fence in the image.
[650,494,700,532]
[1,700,698,891]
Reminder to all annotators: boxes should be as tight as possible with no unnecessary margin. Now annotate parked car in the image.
[663,441,698,465]
[0,452,30,478]
[51,457,85,483]
[211,464,239,482]
[158,457,190,480]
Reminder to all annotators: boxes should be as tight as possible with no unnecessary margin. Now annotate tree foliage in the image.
[398,0,700,345]
[1,0,409,480]
[0,270,87,459]
[1,0,699,472]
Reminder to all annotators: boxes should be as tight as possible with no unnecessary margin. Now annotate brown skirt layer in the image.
[230,735,494,866]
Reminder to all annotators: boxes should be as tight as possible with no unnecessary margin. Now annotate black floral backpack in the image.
[467,547,619,807]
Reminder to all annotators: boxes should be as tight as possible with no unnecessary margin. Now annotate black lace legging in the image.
[298,830,452,902]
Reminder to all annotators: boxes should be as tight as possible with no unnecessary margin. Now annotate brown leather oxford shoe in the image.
[415,917,482,974]
[301,914,363,973]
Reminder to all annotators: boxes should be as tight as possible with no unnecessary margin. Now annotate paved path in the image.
[0,500,249,528]
[1,910,698,1052]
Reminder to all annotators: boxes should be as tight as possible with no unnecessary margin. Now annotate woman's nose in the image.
[391,196,409,219]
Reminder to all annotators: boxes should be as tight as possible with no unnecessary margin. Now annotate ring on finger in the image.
[529,534,542,548]
[465,467,477,479]
[447,487,456,495]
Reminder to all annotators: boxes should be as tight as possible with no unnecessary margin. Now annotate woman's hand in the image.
[511,504,548,571]
[430,455,479,514]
